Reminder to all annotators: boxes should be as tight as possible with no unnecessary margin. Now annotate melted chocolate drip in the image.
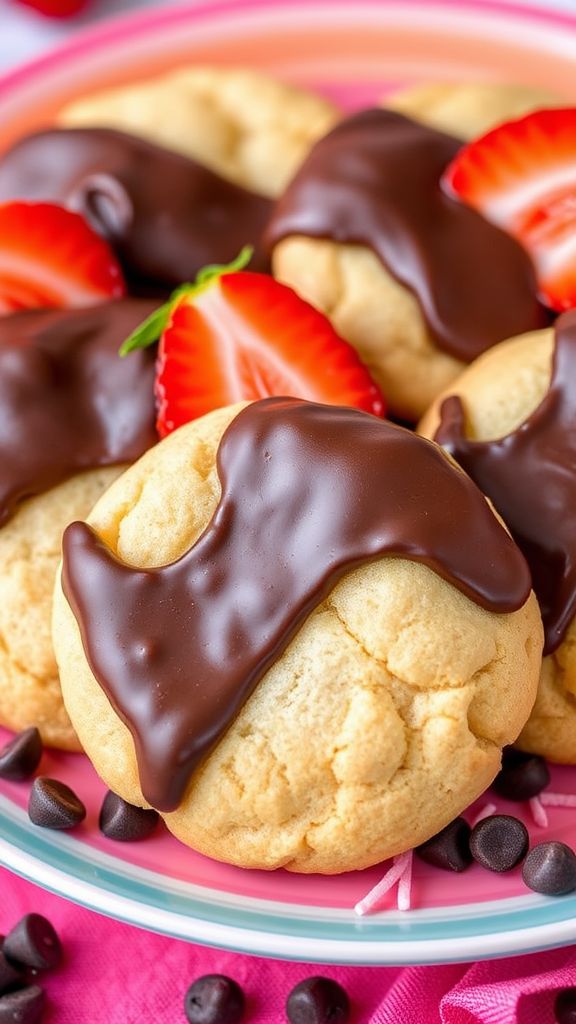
[0,300,157,526]
[62,398,530,811]
[435,311,576,655]
[265,109,548,362]
[0,128,271,291]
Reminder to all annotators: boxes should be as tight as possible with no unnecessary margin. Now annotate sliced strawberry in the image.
[12,0,87,17]
[0,202,125,314]
[121,253,384,435]
[443,108,576,312]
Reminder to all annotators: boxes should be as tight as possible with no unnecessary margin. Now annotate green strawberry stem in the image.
[119,245,254,356]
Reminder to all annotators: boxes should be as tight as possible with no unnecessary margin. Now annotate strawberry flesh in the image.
[155,271,385,436]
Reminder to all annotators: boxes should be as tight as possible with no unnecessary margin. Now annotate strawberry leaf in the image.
[119,245,254,356]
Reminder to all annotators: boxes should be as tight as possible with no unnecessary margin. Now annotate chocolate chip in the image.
[28,778,86,830]
[0,951,24,995]
[0,985,45,1023]
[469,814,529,872]
[522,841,576,896]
[0,729,42,782]
[555,987,576,1023]
[286,977,350,1024]
[4,915,61,972]
[99,791,159,842]
[492,747,550,801]
[416,816,472,872]
[184,975,244,1024]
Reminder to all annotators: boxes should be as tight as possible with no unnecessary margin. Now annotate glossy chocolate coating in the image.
[0,128,271,290]
[0,300,157,526]
[62,398,530,811]
[266,109,548,361]
[436,310,576,654]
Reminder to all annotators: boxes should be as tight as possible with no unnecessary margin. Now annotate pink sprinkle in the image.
[529,795,549,828]
[397,851,413,912]
[540,792,576,807]
[354,852,412,916]
[470,802,497,828]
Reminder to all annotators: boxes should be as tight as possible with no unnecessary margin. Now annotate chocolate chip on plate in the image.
[0,951,24,996]
[28,778,86,830]
[286,977,350,1024]
[4,914,62,972]
[555,987,576,1024]
[0,985,45,1024]
[416,816,472,872]
[99,791,159,842]
[0,728,43,782]
[522,841,576,896]
[492,747,550,801]
[184,974,245,1024]
[469,814,529,872]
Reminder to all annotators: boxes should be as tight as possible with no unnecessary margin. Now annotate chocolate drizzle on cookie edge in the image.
[0,300,158,527]
[435,310,576,654]
[265,109,548,362]
[0,128,272,291]
[62,398,531,811]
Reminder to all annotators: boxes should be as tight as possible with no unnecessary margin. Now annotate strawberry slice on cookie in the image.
[121,248,385,435]
[0,201,125,313]
[443,108,576,313]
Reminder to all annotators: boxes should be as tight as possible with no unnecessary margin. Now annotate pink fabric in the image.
[1,866,574,1023]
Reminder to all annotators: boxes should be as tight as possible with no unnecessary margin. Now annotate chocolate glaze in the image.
[435,311,576,655]
[62,397,530,811]
[0,300,157,526]
[265,109,548,362]
[0,128,271,291]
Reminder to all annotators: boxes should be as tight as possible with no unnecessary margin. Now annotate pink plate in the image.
[0,0,575,965]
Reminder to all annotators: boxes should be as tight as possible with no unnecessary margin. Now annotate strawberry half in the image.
[443,108,576,313]
[0,202,125,314]
[121,249,385,435]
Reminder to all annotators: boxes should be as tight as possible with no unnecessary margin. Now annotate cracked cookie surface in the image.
[53,403,542,872]
[0,467,122,750]
[58,67,339,199]
[420,327,576,765]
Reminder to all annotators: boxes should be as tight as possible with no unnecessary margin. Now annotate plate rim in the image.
[1,0,576,965]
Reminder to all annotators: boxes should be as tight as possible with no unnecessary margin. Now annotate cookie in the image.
[58,66,339,198]
[53,399,541,872]
[419,313,576,764]
[386,81,558,140]
[0,300,157,750]
[268,107,546,422]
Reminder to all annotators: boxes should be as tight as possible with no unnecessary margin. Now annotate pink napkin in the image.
[1,865,574,1023]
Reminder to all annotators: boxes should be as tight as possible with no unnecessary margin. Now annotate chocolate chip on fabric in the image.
[522,842,576,896]
[0,728,42,782]
[415,816,472,872]
[0,985,45,1024]
[4,915,62,972]
[28,778,86,830]
[0,951,24,995]
[286,977,350,1024]
[555,987,576,1024]
[184,974,245,1024]
[469,814,529,872]
[99,791,159,842]
[492,747,550,801]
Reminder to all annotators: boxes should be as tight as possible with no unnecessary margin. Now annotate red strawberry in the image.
[12,0,87,17]
[0,202,125,313]
[443,108,576,313]
[121,250,384,435]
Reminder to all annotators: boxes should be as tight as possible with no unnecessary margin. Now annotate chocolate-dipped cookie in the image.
[0,300,157,749]
[420,312,576,763]
[53,398,541,872]
[267,107,548,421]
